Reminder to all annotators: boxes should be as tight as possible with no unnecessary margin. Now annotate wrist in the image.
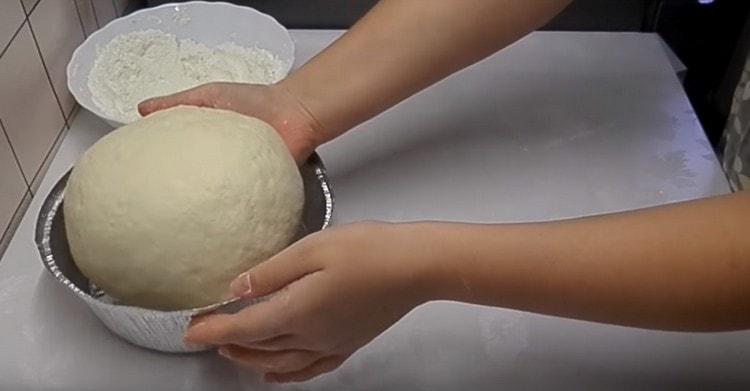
[408,222,541,306]
[392,222,471,304]
[264,81,325,160]
[273,78,328,147]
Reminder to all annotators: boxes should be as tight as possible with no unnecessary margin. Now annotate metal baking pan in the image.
[35,152,333,353]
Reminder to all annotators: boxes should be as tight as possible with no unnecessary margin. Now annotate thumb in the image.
[137,83,219,117]
[229,242,321,298]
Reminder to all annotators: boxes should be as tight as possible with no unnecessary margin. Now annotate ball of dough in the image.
[64,106,303,310]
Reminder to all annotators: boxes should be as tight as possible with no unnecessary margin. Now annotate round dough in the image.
[64,106,303,310]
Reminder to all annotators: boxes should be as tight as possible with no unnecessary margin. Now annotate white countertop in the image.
[1,30,747,391]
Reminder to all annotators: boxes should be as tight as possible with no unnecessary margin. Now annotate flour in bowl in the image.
[87,29,285,123]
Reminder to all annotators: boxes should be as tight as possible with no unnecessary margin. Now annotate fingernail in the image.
[230,271,252,297]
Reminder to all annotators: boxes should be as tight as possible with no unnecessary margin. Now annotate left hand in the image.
[138,82,324,164]
[184,222,439,383]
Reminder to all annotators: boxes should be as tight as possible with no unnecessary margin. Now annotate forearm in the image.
[418,191,750,331]
[278,0,571,143]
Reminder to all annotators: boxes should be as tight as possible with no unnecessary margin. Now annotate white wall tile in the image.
[0,188,30,256]
[92,0,117,28]
[0,1,25,53]
[0,25,65,180]
[21,0,40,14]
[75,0,98,36]
[0,125,28,238]
[31,0,86,119]
[114,0,130,16]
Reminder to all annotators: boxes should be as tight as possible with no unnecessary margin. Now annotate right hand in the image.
[138,82,323,164]
[184,222,439,383]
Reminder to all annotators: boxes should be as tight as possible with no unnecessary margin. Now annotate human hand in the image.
[138,82,323,164]
[183,222,441,383]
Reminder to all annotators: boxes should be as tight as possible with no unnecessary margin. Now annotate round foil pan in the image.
[35,153,333,353]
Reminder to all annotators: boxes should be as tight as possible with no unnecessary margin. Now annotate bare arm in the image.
[427,191,750,331]
[280,0,572,143]
[140,0,571,162]
[185,191,750,382]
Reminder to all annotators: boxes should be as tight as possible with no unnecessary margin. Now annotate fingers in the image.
[184,300,286,345]
[217,346,347,383]
[265,355,347,383]
[187,235,329,346]
[137,83,220,116]
[236,334,301,351]
[229,238,323,298]
[218,345,321,374]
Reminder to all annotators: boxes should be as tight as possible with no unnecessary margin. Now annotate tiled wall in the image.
[0,0,134,256]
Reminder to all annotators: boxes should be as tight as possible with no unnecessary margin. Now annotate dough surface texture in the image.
[64,106,303,310]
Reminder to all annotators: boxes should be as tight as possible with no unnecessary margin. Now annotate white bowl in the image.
[67,1,295,128]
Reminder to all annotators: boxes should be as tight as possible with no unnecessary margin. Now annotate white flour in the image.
[88,29,285,123]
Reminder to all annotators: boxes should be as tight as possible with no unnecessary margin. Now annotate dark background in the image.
[143,0,750,154]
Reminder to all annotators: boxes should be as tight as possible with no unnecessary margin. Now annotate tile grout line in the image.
[27,0,41,16]
[0,17,26,60]
[68,103,80,123]
[0,189,32,259]
[20,0,72,193]
[72,0,89,38]
[68,0,87,121]
[0,118,31,188]
[29,122,70,196]
[1,0,78,257]
[90,0,101,29]
[24,7,70,130]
